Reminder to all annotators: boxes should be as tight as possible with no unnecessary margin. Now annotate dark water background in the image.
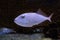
[0,0,60,39]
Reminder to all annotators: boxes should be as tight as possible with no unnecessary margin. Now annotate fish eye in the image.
[21,16,25,18]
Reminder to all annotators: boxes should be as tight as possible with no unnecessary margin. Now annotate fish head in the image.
[14,13,32,27]
[0,28,15,34]
[1,28,13,33]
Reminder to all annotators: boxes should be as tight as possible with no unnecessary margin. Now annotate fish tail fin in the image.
[47,13,54,22]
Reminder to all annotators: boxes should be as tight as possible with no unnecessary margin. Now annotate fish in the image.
[0,28,15,35]
[14,9,53,27]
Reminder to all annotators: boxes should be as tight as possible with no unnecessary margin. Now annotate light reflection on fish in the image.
[14,9,53,27]
[0,28,15,35]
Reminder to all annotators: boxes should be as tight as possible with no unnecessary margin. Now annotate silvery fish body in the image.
[14,9,53,27]
[0,28,15,35]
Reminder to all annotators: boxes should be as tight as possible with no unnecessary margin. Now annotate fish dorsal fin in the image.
[37,9,47,17]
